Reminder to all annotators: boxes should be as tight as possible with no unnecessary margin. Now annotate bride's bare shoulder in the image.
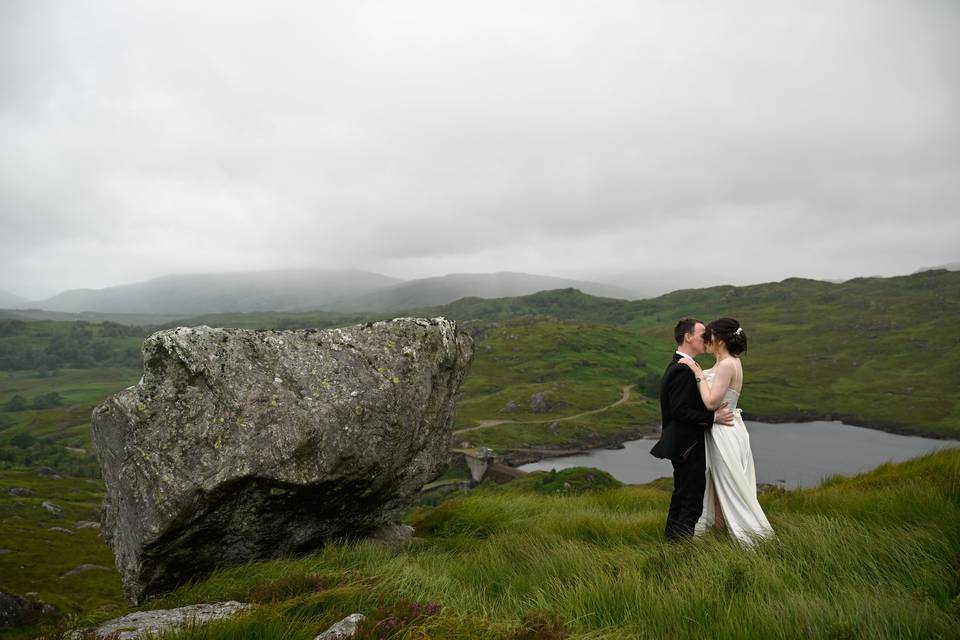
[716,358,738,370]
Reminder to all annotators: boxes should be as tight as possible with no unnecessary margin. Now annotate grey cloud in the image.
[1,0,958,299]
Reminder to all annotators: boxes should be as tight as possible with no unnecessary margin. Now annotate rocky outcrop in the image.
[0,591,57,628]
[528,391,568,414]
[91,318,472,604]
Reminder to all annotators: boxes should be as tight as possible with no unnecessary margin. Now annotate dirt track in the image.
[452,384,635,435]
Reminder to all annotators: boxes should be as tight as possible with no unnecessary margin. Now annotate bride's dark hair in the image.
[705,317,748,356]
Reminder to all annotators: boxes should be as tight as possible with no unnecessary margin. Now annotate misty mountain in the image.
[322,272,640,312]
[34,269,402,314]
[0,289,27,309]
[29,270,639,315]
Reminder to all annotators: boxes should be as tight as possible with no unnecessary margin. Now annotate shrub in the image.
[9,431,36,449]
[354,599,443,639]
[30,391,64,409]
[3,394,27,411]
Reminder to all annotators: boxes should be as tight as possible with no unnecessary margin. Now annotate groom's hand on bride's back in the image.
[715,403,735,426]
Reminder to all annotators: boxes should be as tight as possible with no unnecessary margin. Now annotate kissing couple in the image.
[650,317,775,546]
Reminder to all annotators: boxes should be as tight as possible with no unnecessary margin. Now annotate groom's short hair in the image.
[674,318,702,345]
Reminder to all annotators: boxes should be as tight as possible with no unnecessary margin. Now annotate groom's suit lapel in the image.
[665,352,684,384]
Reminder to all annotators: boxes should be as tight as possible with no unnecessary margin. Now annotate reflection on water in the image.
[517,421,960,488]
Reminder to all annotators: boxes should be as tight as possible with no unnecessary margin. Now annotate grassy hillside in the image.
[10,448,956,639]
[0,368,140,477]
[622,270,960,435]
[167,269,960,438]
[2,270,957,477]
[0,468,124,634]
[450,317,662,453]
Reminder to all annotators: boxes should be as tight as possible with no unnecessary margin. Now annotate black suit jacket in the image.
[650,353,714,461]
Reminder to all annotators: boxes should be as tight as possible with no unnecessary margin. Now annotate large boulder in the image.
[91,318,472,604]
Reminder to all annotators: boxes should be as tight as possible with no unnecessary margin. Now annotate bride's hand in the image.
[678,356,702,375]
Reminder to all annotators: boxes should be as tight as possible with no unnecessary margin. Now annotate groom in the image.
[650,318,734,540]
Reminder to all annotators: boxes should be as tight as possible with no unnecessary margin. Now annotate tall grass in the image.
[44,449,959,639]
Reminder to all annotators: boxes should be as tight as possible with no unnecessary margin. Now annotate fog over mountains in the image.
[0,289,27,309]
[3,269,640,315]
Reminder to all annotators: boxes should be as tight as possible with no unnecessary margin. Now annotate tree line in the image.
[0,319,148,372]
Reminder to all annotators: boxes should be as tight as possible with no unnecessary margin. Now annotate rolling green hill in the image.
[169,269,960,441]
[622,270,960,436]
[1,270,958,478]
[451,269,960,448]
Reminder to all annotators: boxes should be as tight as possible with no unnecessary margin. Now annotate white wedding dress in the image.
[694,369,775,546]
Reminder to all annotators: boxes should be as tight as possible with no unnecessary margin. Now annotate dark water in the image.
[517,421,960,488]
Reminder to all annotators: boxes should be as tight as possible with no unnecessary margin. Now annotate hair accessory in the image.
[734,327,743,336]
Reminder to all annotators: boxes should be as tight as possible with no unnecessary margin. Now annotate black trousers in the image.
[664,438,707,540]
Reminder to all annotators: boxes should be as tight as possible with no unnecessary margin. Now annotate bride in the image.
[678,318,775,546]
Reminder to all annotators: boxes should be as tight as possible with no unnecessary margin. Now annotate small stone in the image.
[314,613,366,640]
[41,501,62,514]
[34,466,61,479]
[61,564,112,578]
[75,521,101,529]
[49,527,74,535]
[8,488,32,497]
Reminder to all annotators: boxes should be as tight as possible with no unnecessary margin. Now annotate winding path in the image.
[452,384,635,435]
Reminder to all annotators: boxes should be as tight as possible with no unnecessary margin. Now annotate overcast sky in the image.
[1,0,958,299]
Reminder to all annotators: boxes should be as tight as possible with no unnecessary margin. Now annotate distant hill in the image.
[0,308,185,326]
[29,270,637,315]
[0,289,27,309]
[328,272,639,312]
[914,262,960,273]
[32,269,402,314]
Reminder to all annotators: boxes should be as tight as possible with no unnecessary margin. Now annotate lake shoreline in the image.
[741,411,960,442]
[497,414,959,468]
[498,424,659,467]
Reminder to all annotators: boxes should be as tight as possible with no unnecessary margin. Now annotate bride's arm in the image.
[678,357,734,410]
